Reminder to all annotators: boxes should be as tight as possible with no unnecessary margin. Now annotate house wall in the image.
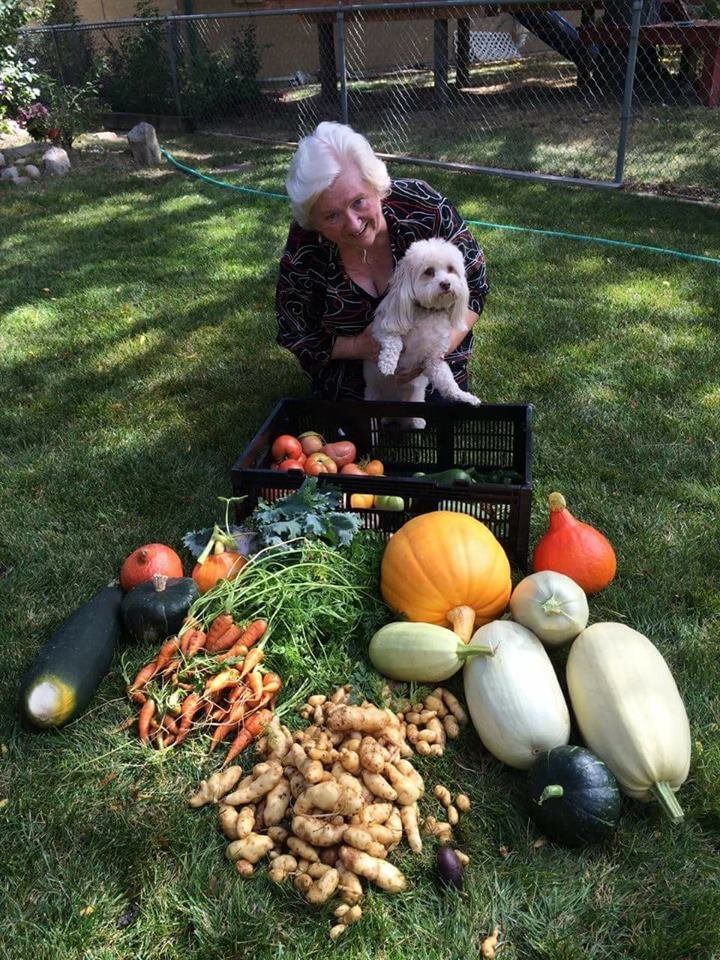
[74,0,563,83]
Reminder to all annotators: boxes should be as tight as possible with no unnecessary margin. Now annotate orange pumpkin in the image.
[192,544,247,594]
[380,511,512,641]
[533,492,616,595]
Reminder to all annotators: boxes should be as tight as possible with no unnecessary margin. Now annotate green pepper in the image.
[412,469,477,485]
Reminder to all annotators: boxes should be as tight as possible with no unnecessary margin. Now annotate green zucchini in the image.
[19,584,124,729]
[413,469,476,485]
[369,621,491,682]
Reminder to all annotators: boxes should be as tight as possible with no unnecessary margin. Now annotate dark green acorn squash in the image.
[121,574,199,644]
[527,745,622,846]
[19,583,124,729]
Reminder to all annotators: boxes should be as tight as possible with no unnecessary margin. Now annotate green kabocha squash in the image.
[121,574,199,644]
[526,745,622,846]
[19,584,124,729]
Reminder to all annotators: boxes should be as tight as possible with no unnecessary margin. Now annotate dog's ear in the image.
[449,273,471,331]
[373,257,417,336]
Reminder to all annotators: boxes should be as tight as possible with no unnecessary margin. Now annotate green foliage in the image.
[252,478,363,548]
[0,0,46,129]
[37,68,106,148]
[180,24,264,120]
[101,0,173,113]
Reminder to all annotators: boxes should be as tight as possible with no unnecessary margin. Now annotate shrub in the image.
[180,23,265,121]
[100,0,174,114]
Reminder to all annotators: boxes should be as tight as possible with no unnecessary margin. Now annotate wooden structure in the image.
[580,19,720,107]
[261,1,527,103]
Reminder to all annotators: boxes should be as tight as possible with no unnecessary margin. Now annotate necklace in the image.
[362,249,369,264]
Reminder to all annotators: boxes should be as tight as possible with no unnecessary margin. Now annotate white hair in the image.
[285,122,391,229]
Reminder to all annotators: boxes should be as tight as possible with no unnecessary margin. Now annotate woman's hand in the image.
[394,354,429,383]
[332,327,381,362]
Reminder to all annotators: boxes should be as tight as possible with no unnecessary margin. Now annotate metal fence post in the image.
[614,0,644,185]
[164,18,184,120]
[433,17,450,108]
[336,9,349,125]
[51,26,66,87]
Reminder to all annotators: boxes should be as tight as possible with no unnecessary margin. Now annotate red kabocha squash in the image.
[533,492,617,595]
[192,542,247,594]
[120,543,184,592]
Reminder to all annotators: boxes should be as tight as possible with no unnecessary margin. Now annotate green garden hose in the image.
[161,148,720,267]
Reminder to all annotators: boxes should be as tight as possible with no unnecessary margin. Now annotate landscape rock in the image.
[127,122,161,167]
[12,176,32,186]
[0,152,5,168]
[25,164,41,180]
[1,166,19,180]
[43,146,71,176]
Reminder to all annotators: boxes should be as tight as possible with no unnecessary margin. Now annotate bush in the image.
[180,24,265,121]
[0,0,44,131]
[100,0,174,114]
[38,70,106,149]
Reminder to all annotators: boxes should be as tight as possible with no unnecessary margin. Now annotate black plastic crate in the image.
[231,399,533,568]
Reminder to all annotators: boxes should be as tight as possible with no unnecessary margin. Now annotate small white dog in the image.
[364,238,481,428]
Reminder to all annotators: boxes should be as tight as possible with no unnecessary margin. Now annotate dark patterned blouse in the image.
[275,178,489,401]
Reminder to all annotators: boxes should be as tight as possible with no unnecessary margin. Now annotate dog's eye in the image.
[423,267,435,278]
[446,264,456,273]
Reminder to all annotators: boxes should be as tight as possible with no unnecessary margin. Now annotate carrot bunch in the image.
[126,615,280,763]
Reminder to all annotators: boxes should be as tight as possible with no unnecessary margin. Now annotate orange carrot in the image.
[244,670,264,704]
[138,698,157,744]
[222,709,273,768]
[162,714,179,737]
[261,672,283,697]
[161,657,181,678]
[203,669,242,697]
[128,661,160,701]
[154,637,181,669]
[183,629,207,658]
[218,619,267,661]
[173,692,202,746]
[205,612,233,644]
[210,697,249,751]
[239,647,264,679]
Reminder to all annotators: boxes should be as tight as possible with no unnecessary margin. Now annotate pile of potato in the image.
[188,684,471,940]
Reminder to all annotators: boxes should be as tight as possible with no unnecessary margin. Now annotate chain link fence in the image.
[19,0,720,197]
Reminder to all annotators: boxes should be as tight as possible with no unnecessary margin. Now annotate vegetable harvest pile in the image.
[14,461,695,950]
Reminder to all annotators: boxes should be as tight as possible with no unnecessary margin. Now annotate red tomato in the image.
[364,459,384,476]
[276,458,306,472]
[304,452,338,475]
[340,463,367,475]
[271,434,302,461]
[322,441,357,468]
[299,432,325,455]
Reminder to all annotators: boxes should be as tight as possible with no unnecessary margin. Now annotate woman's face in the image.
[310,166,384,251]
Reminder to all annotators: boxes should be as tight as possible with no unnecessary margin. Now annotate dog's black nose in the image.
[439,280,451,291]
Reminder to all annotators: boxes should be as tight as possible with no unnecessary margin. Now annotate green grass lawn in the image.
[1,135,720,960]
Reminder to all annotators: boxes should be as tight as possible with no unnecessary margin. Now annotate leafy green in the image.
[252,477,362,548]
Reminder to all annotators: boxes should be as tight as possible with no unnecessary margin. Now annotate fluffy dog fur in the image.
[364,238,480,428]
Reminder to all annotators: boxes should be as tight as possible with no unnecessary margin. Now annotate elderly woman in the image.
[276,122,489,401]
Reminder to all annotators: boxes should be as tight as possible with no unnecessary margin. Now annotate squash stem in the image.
[446,605,476,645]
[456,643,494,660]
[537,784,564,805]
[651,781,685,825]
